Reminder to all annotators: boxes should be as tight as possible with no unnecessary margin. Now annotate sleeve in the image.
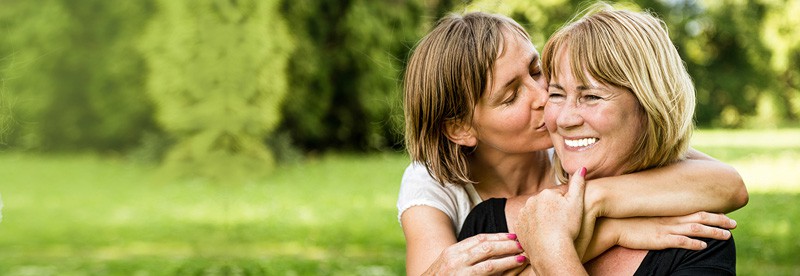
[396,163,460,228]
[671,236,736,276]
[635,236,736,276]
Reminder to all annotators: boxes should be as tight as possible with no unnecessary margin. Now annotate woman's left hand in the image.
[610,211,737,251]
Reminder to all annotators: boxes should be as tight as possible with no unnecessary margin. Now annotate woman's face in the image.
[544,50,645,179]
[470,32,552,155]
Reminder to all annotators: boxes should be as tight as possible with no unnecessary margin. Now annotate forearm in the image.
[586,150,748,218]
[582,213,737,263]
[582,218,618,262]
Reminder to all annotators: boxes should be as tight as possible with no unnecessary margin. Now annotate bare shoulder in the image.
[584,246,647,276]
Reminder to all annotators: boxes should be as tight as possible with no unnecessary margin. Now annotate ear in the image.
[445,120,478,147]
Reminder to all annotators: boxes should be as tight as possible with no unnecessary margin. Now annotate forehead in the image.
[493,31,536,78]
[550,45,600,86]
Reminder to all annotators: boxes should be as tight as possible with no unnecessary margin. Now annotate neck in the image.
[468,150,554,199]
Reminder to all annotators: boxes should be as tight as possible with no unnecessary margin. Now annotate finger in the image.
[683,212,738,229]
[566,167,587,203]
[471,255,528,275]
[683,223,732,241]
[662,234,712,251]
[501,263,529,276]
[462,234,524,264]
[459,233,519,248]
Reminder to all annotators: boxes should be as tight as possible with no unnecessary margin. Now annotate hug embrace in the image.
[398,2,748,275]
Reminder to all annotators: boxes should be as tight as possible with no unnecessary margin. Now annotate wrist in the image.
[584,180,606,218]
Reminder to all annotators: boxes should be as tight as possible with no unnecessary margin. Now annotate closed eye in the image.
[503,90,519,105]
[548,92,565,103]
[582,95,603,101]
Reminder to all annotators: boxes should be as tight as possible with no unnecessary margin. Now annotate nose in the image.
[530,77,548,110]
[556,100,583,129]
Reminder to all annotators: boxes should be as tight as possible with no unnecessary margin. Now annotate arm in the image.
[573,149,746,260]
[401,206,525,275]
[585,148,748,219]
[583,212,737,262]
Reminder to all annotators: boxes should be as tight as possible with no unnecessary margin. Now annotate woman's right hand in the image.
[422,233,527,275]
[604,211,737,251]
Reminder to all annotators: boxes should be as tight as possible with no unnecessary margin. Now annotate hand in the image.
[515,167,588,275]
[612,211,737,251]
[422,233,527,276]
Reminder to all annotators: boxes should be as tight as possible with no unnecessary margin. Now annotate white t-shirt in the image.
[396,149,555,236]
[396,163,483,235]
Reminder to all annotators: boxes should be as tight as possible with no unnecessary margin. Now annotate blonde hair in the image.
[542,3,696,182]
[404,12,530,185]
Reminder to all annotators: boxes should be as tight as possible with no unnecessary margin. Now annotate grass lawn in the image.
[0,129,798,275]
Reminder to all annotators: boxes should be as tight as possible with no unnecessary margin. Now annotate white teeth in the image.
[565,138,598,147]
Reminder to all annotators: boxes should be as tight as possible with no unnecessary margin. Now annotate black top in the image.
[459,198,736,275]
[457,198,509,241]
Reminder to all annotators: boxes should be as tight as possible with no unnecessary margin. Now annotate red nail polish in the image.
[516,255,527,263]
[517,241,523,250]
[507,233,517,240]
[580,167,587,177]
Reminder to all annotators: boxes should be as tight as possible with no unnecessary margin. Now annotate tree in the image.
[0,0,157,151]
[277,0,438,154]
[139,0,293,180]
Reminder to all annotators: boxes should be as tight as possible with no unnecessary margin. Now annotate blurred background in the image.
[0,0,797,275]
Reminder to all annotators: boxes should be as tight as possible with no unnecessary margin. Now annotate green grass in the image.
[0,129,798,275]
[0,153,410,275]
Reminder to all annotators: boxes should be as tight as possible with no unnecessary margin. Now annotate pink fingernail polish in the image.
[517,241,523,250]
[516,255,527,263]
[507,233,517,240]
[580,167,587,177]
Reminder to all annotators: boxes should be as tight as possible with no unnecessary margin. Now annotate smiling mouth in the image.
[564,137,598,148]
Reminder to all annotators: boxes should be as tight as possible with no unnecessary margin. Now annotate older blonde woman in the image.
[399,10,746,276]
[516,4,739,275]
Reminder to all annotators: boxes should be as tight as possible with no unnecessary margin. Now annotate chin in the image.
[561,163,579,175]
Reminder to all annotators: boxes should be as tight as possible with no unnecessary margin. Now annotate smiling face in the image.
[464,31,552,156]
[545,49,645,179]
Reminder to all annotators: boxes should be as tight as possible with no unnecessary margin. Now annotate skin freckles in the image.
[544,48,645,179]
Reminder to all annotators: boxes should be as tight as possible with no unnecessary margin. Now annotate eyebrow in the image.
[548,83,604,92]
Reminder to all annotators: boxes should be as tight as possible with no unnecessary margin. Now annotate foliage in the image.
[0,0,798,163]
[275,0,434,153]
[0,0,157,152]
[138,0,293,179]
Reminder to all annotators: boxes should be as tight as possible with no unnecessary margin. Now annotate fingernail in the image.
[730,219,737,227]
[580,167,587,177]
[507,233,517,240]
[516,255,527,263]
[517,241,523,250]
[700,242,707,249]
[724,230,731,238]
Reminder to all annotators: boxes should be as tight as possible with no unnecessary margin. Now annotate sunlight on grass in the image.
[694,129,800,193]
[0,152,411,274]
[693,129,800,148]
